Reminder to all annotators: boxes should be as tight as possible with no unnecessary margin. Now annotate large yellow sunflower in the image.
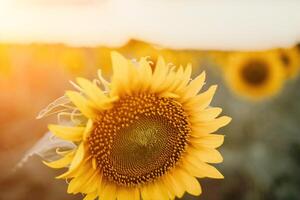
[44,52,231,200]
[224,52,285,100]
[276,47,300,79]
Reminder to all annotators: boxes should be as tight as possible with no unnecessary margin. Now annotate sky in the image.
[0,0,300,50]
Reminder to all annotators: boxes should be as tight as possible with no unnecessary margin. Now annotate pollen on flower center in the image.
[87,93,191,186]
[241,60,269,85]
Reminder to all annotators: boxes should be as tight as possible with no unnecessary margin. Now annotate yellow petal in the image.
[117,187,139,200]
[174,64,192,93]
[190,107,222,122]
[153,64,178,93]
[56,148,73,156]
[137,57,153,92]
[185,85,217,111]
[91,176,103,192]
[69,143,85,170]
[184,154,224,179]
[192,116,232,135]
[132,188,140,200]
[192,134,224,148]
[56,167,78,179]
[165,173,185,198]
[141,184,154,200]
[160,91,180,98]
[67,174,87,194]
[56,153,91,179]
[83,119,94,140]
[83,193,98,200]
[111,51,129,77]
[117,187,136,200]
[176,168,202,196]
[56,168,76,179]
[81,172,102,194]
[142,182,169,200]
[65,91,96,118]
[161,175,176,199]
[111,51,130,95]
[187,146,223,163]
[68,169,98,194]
[101,183,117,200]
[43,151,74,169]
[92,158,97,170]
[164,185,176,200]
[150,56,168,91]
[150,181,169,200]
[76,77,110,109]
[127,61,140,93]
[182,71,206,100]
[168,66,184,91]
[182,159,205,178]
[48,124,85,141]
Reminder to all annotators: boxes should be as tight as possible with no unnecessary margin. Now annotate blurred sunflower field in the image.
[1,40,300,200]
[0,0,300,200]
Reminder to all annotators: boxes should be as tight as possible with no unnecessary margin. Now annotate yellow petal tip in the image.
[42,160,52,168]
[223,116,232,125]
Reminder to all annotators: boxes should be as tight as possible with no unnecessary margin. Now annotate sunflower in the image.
[276,47,300,79]
[44,52,231,200]
[224,52,285,100]
[296,43,300,53]
[121,40,199,70]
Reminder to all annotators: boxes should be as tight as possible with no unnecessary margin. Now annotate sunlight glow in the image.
[0,0,300,50]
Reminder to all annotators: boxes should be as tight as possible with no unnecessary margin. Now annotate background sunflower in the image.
[276,47,300,79]
[223,51,285,100]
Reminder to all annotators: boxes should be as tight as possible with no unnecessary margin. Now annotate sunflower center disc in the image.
[280,53,290,67]
[241,60,269,85]
[88,93,190,186]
